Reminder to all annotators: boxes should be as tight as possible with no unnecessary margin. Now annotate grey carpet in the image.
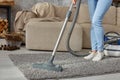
[9,52,120,80]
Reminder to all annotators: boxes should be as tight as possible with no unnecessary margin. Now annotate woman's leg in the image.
[92,0,112,51]
[91,0,113,61]
[88,0,98,51]
[84,0,98,60]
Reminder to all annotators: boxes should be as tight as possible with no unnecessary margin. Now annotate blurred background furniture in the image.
[0,0,14,32]
[113,0,120,7]
[13,2,120,51]
[24,3,120,51]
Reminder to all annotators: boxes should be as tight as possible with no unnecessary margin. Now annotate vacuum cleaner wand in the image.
[33,0,81,72]
[49,3,74,63]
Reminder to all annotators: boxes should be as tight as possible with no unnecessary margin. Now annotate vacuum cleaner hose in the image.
[67,0,88,57]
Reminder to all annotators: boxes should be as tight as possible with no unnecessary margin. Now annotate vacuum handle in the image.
[66,2,74,18]
[50,2,74,61]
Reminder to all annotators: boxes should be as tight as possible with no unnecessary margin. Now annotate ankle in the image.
[91,50,97,54]
[97,51,104,55]
[92,51,104,61]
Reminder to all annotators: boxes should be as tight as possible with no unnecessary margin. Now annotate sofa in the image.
[15,2,120,51]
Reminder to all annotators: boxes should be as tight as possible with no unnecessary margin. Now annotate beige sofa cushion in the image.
[77,4,90,24]
[77,5,117,25]
[117,7,120,26]
[103,6,117,25]
[32,2,76,21]
[31,3,117,25]
[54,5,76,21]
[26,20,83,51]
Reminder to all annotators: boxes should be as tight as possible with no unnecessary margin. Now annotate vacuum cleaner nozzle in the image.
[33,62,63,72]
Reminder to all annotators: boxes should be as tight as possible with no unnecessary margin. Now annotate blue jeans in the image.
[88,0,112,51]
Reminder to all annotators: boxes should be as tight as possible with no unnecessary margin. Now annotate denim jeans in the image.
[88,0,112,51]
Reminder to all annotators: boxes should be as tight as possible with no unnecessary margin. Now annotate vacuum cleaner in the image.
[33,0,87,72]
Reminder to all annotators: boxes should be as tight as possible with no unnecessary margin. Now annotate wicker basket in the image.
[0,0,14,6]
